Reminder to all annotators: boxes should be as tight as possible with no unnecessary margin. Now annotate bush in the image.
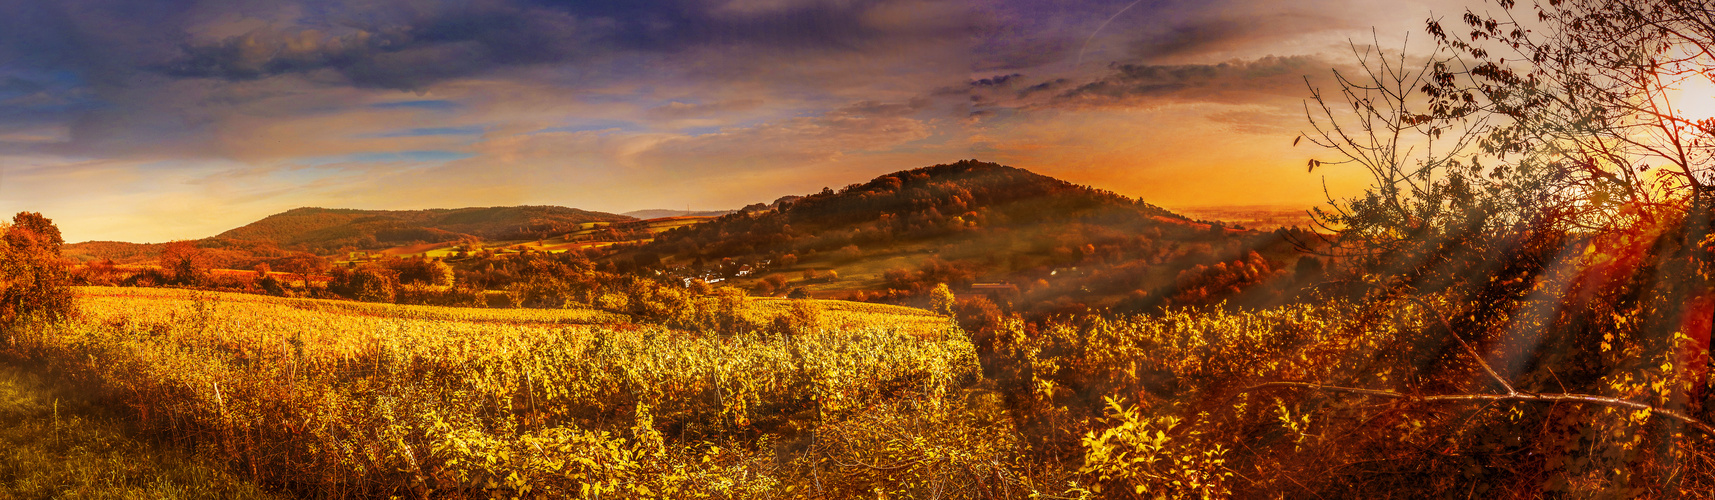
[0,213,73,328]
[770,299,821,338]
[929,283,955,316]
[158,241,209,286]
[513,276,572,308]
[328,265,398,303]
[387,256,455,287]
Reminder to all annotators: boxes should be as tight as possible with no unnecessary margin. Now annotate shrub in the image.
[328,265,398,303]
[0,213,73,328]
[929,283,955,316]
[387,256,455,287]
[158,240,208,286]
[771,299,821,338]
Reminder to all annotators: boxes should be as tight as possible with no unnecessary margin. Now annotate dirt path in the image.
[0,364,282,499]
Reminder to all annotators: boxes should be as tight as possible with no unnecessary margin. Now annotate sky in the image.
[0,0,1478,243]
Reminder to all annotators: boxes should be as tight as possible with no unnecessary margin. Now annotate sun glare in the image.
[1666,61,1715,126]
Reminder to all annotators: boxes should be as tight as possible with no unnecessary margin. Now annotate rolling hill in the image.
[616,159,1321,312]
[63,205,636,265]
[215,206,633,249]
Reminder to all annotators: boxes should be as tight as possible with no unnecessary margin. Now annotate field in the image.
[353,216,718,263]
[4,287,983,497]
[5,283,1707,497]
[0,364,282,499]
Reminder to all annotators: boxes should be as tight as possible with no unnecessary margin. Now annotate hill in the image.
[616,159,1322,312]
[63,205,636,265]
[216,206,633,251]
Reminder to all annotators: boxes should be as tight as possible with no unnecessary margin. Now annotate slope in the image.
[214,206,634,251]
[63,205,637,268]
[621,159,1321,312]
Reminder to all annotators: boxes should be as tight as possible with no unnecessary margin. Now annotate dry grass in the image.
[4,288,980,496]
[0,364,281,499]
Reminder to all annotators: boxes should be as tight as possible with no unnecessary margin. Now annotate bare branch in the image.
[1241,381,1715,438]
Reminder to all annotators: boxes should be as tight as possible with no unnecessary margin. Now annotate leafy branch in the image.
[1239,296,1715,437]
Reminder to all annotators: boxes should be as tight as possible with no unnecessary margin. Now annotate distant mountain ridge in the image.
[65,205,634,264]
[216,206,634,250]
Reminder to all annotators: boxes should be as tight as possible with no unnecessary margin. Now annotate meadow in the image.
[6,283,1707,497]
[6,287,984,497]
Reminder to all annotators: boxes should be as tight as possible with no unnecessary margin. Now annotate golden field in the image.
[7,287,978,497]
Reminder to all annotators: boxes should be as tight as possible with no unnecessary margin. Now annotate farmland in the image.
[351,216,718,263]
[6,287,986,497]
[8,277,1714,497]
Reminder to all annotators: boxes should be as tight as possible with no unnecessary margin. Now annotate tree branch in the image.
[1241,381,1715,437]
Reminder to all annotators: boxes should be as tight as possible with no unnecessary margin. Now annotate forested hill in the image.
[625,159,1319,312]
[64,205,635,264]
[212,206,634,251]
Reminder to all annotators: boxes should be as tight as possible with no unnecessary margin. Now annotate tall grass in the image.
[0,364,280,499]
[8,288,977,497]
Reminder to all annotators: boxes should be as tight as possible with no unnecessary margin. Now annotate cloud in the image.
[0,0,1458,242]
[155,0,978,90]
[1126,12,1356,62]
[161,6,604,90]
[646,99,765,120]
[1053,55,1327,107]
[971,74,1024,88]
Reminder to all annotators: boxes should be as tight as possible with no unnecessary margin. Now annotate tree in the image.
[8,212,63,252]
[759,274,789,296]
[329,265,398,303]
[457,235,484,253]
[159,240,209,286]
[388,256,454,287]
[256,263,287,296]
[1287,1,1715,487]
[929,283,955,316]
[0,213,72,328]
[275,252,328,289]
[1424,0,1715,369]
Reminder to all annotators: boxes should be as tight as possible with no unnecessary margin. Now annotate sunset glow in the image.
[0,0,1466,243]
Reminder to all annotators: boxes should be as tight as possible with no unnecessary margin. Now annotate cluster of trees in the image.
[1163,251,1290,307]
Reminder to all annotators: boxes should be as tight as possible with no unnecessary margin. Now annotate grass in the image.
[3,287,977,496]
[0,364,280,499]
[749,297,952,335]
[74,286,632,325]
